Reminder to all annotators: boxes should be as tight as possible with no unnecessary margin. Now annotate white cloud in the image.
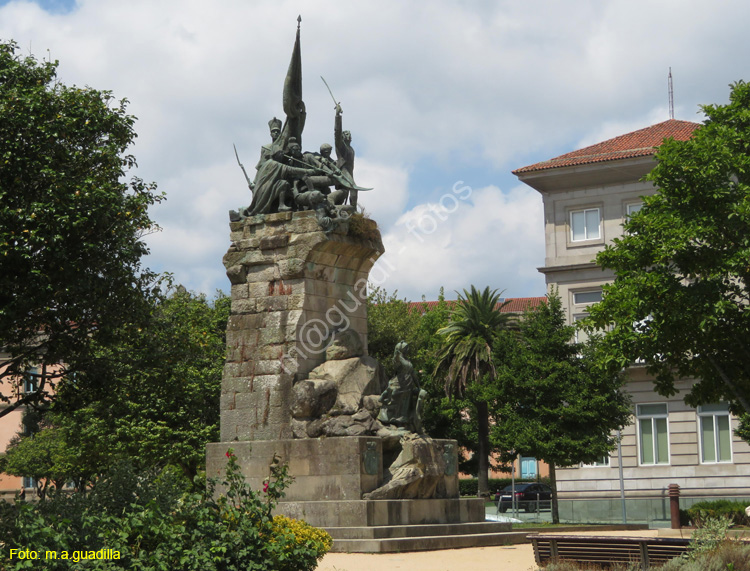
[143,159,240,292]
[2,0,749,296]
[372,184,545,301]
[352,160,409,227]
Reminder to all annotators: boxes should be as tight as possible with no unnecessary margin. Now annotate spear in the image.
[233,143,254,193]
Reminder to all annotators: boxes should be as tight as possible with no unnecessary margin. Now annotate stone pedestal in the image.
[206,436,472,528]
[207,211,503,551]
[207,437,459,501]
[220,210,383,442]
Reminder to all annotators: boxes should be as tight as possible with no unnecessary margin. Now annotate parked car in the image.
[497,483,552,512]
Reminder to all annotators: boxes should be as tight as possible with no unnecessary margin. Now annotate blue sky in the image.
[2,0,749,301]
[0,0,74,13]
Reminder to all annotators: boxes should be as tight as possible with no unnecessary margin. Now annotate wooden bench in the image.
[528,534,691,569]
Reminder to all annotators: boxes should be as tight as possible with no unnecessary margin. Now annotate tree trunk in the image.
[550,463,560,524]
[476,400,490,498]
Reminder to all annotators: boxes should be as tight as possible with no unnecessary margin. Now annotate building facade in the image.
[514,119,750,523]
[0,358,41,501]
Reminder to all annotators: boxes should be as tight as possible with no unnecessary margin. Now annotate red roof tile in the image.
[513,119,700,174]
[408,297,547,314]
[500,297,547,313]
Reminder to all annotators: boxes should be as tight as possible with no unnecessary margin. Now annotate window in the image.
[582,455,610,467]
[637,403,669,465]
[626,202,643,217]
[22,476,36,490]
[698,404,732,463]
[573,290,603,304]
[520,457,537,479]
[21,418,35,436]
[572,288,603,343]
[573,314,590,343]
[570,208,600,241]
[23,367,39,394]
[624,202,644,234]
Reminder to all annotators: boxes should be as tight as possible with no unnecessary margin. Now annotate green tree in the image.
[588,80,750,438]
[365,287,483,474]
[366,286,451,378]
[1,425,77,498]
[434,286,515,498]
[0,40,163,419]
[494,292,631,523]
[63,288,229,483]
[366,287,424,379]
[5,289,230,488]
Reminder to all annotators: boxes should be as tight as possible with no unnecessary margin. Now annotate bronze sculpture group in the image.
[230,17,368,229]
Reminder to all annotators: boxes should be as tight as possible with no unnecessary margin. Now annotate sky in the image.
[2,0,749,302]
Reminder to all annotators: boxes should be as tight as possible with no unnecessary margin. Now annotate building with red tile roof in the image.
[513,119,699,174]
[513,117,750,523]
[408,297,546,314]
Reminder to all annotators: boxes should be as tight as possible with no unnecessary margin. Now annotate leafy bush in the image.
[684,513,734,561]
[269,515,333,571]
[660,539,750,570]
[685,499,750,527]
[660,514,748,570]
[1,450,331,570]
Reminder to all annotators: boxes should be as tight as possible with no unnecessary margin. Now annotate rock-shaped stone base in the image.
[307,355,382,415]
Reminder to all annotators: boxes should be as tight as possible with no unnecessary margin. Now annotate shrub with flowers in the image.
[1,450,332,570]
[269,515,334,570]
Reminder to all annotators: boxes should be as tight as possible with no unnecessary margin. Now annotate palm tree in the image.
[434,286,514,498]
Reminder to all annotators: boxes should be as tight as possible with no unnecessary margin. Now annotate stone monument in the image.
[206,18,510,552]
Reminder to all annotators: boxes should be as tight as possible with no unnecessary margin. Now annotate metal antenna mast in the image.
[668,67,674,120]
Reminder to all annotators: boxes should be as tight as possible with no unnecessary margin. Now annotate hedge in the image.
[682,499,750,527]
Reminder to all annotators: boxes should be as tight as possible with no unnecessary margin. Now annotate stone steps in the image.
[326,521,511,539]
[325,521,529,553]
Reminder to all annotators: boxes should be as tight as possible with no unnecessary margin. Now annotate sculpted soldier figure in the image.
[258,117,283,171]
[378,341,426,434]
[244,138,315,215]
[299,143,341,194]
[232,117,282,196]
[331,104,358,208]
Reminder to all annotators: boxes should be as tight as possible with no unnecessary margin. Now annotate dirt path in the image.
[317,529,664,571]
[318,543,538,571]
